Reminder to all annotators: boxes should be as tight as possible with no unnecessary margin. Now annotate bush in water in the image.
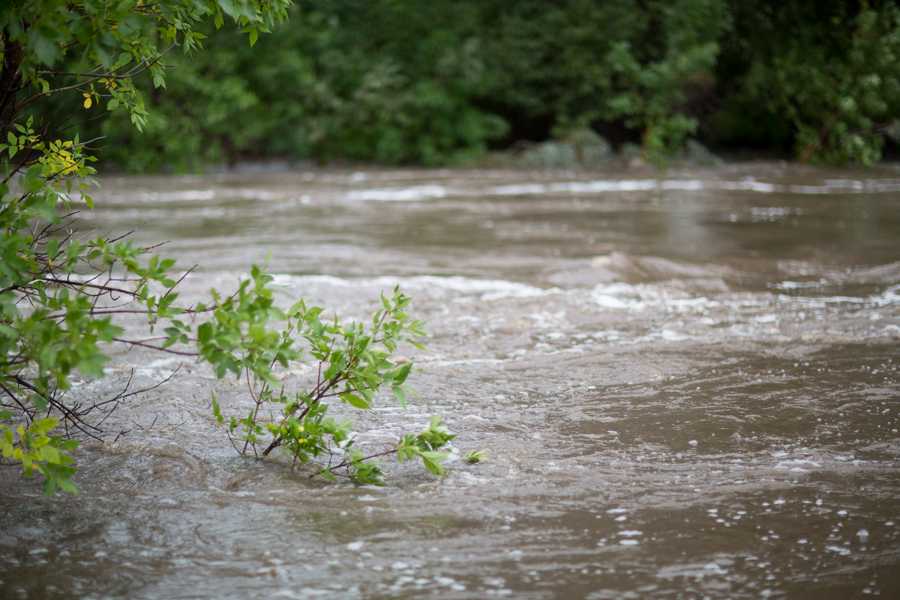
[0,0,458,495]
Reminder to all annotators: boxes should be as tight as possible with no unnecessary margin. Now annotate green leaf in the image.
[418,450,448,476]
[392,385,407,407]
[211,393,224,424]
[29,27,60,66]
[197,322,213,344]
[464,450,486,464]
[40,445,61,464]
[340,392,370,410]
[392,362,412,385]
[58,479,79,494]
[218,0,239,18]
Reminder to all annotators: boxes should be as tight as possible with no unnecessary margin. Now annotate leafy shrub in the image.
[714,1,900,164]
[1,0,458,495]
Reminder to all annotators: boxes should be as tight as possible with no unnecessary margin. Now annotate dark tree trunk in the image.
[0,36,24,131]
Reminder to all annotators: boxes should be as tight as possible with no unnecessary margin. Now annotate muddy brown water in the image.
[2,164,899,599]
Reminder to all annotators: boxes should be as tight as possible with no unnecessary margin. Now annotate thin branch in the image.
[14,49,172,114]
[0,381,34,421]
[161,265,196,304]
[91,365,181,418]
[241,368,266,456]
[42,277,139,298]
[310,447,398,479]
[262,310,393,458]
[113,337,198,356]
[11,376,104,441]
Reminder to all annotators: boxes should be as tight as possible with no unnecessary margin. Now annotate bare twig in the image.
[113,337,198,356]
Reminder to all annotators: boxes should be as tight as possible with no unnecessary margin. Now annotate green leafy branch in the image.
[198,273,453,485]
[0,1,476,496]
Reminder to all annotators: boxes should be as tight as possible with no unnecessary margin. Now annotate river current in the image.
[2,164,899,598]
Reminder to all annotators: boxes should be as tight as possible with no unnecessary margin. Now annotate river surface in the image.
[2,164,900,599]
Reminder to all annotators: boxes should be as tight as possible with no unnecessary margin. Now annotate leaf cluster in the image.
[202,280,449,485]
[0,150,206,492]
[0,415,78,494]
[396,416,456,477]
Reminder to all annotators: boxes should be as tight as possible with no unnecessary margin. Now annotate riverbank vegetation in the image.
[1,1,453,494]
[40,0,900,171]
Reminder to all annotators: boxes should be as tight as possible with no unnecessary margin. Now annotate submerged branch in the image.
[310,447,398,479]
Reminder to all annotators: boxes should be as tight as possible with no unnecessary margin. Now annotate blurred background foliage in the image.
[45,0,900,171]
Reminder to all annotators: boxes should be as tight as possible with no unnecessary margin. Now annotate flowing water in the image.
[2,164,900,599]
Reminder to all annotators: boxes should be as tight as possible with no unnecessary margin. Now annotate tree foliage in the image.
[57,0,900,170]
[1,1,456,495]
[714,1,900,164]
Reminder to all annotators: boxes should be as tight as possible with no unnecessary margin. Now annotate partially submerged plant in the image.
[464,450,486,465]
[1,196,455,491]
[0,0,457,495]
[202,273,455,484]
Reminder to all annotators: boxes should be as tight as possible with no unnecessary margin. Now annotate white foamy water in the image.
[343,185,449,202]
[269,274,552,301]
[335,177,900,202]
[94,188,305,204]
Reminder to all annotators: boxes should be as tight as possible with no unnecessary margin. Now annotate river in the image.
[2,164,899,598]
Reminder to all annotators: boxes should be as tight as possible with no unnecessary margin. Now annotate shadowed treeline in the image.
[52,0,900,171]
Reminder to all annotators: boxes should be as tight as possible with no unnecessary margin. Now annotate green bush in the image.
[715,1,900,165]
[1,0,460,495]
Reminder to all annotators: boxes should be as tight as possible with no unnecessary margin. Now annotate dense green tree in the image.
[714,1,900,164]
[24,1,900,170]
